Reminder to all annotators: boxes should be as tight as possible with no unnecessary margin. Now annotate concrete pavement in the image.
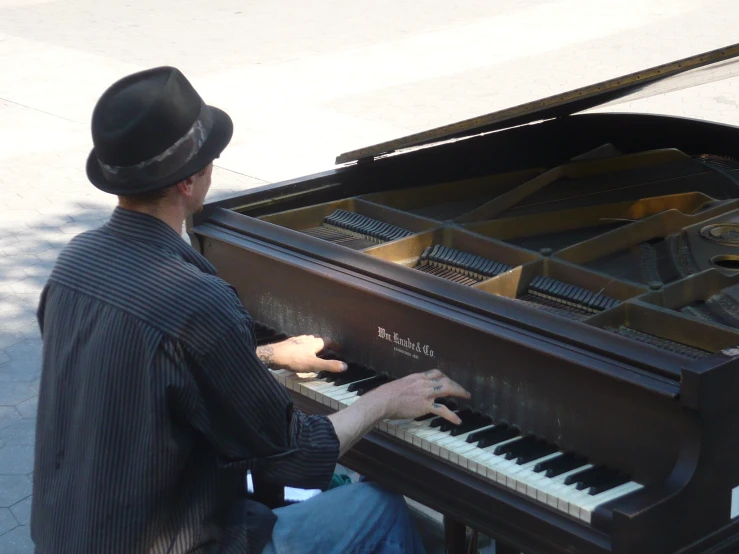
[1,0,739,551]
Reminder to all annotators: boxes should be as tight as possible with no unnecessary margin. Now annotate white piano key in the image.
[578,482,643,523]
[540,465,593,507]
[393,420,432,441]
[343,394,360,405]
[504,452,562,493]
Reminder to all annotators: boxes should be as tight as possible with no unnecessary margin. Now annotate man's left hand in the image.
[257,335,348,373]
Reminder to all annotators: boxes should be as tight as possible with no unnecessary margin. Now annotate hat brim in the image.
[86,105,234,196]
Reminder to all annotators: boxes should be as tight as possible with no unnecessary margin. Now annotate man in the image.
[30,67,471,554]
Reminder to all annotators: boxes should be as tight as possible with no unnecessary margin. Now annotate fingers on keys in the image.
[313,335,341,354]
[316,358,348,373]
[424,372,470,400]
[430,402,462,425]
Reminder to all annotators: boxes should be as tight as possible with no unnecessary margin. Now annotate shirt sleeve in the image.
[186,313,339,491]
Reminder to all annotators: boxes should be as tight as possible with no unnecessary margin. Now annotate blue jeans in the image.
[261,482,427,554]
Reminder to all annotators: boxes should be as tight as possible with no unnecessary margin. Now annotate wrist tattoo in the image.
[432,402,442,409]
[257,345,274,367]
[433,385,443,392]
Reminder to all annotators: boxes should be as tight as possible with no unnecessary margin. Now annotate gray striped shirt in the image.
[31,207,339,554]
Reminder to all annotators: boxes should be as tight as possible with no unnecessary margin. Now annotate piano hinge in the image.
[357,156,375,165]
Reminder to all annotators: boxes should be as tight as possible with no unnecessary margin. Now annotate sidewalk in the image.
[2,0,739,551]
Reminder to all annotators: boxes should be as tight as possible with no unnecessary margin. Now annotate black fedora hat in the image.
[86,66,233,196]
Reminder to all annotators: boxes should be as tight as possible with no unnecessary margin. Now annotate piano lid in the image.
[336,43,739,165]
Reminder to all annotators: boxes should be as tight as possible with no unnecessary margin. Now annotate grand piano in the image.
[190,44,739,554]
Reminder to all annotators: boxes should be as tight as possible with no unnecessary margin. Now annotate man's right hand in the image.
[367,369,471,425]
[327,369,471,456]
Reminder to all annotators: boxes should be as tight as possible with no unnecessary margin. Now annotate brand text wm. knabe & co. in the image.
[377,327,435,360]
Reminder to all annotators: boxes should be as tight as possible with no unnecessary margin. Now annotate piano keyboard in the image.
[301,209,414,250]
[518,276,620,321]
[414,245,512,285]
[260,340,643,525]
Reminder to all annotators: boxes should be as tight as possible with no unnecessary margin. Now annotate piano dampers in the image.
[302,209,414,250]
[518,276,621,321]
[414,245,512,285]
[607,326,712,359]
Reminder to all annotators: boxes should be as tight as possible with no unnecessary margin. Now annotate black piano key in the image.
[574,467,621,491]
[333,366,376,386]
[435,398,458,411]
[439,408,473,432]
[429,415,447,428]
[476,426,520,448]
[494,435,537,458]
[430,407,461,428]
[414,413,435,422]
[466,423,504,444]
[587,474,631,496]
[317,350,342,361]
[564,466,617,488]
[449,413,493,436]
[356,375,391,395]
[323,372,342,383]
[575,468,619,491]
[514,441,559,465]
[348,374,386,393]
[534,453,588,477]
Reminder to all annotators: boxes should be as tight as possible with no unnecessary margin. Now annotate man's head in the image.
[86,67,232,214]
[118,162,213,216]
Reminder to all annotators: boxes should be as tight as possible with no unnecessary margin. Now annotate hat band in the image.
[97,103,214,186]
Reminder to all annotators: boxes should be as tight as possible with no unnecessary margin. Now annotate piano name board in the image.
[378,326,435,360]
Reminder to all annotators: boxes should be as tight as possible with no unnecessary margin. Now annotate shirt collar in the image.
[105,206,217,275]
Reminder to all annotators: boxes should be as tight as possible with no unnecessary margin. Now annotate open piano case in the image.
[191,44,739,553]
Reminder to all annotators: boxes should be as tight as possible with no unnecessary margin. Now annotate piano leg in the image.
[443,515,467,554]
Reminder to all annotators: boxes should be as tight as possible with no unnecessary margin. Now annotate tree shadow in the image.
[0,203,114,336]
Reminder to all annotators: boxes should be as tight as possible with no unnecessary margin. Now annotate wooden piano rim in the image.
[195,212,696,391]
[290,389,613,554]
